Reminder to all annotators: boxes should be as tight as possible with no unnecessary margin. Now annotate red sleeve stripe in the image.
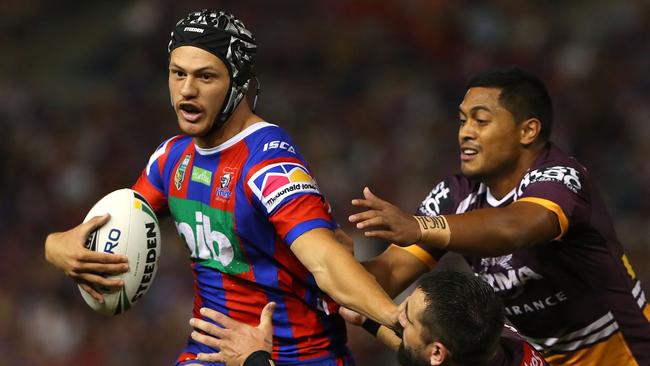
[132,173,167,212]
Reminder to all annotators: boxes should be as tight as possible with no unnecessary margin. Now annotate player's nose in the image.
[458,120,477,142]
[180,77,198,98]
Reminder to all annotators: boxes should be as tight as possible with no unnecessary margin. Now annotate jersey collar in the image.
[195,122,276,155]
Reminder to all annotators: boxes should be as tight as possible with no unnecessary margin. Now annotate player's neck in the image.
[195,101,264,148]
[485,143,545,199]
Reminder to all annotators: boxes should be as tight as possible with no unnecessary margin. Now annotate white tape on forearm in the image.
[414,216,451,248]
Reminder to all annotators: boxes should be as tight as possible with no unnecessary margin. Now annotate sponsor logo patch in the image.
[183,26,204,33]
[191,166,213,186]
[174,154,191,190]
[518,165,582,195]
[263,140,296,154]
[248,162,319,213]
[481,254,514,270]
[419,181,450,216]
[169,197,250,275]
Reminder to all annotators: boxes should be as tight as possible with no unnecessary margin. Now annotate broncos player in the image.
[349,68,650,365]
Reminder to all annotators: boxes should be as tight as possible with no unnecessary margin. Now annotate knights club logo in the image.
[215,168,236,200]
[220,172,232,188]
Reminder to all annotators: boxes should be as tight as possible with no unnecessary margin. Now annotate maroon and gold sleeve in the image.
[396,245,438,270]
[516,165,587,241]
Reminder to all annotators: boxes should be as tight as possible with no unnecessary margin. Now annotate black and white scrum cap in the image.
[169,9,257,124]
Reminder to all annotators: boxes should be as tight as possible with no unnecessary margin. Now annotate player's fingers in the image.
[195,351,225,363]
[398,296,409,313]
[363,186,386,204]
[339,307,366,325]
[258,302,276,331]
[78,250,128,264]
[80,262,129,275]
[199,307,239,329]
[348,209,379,224]
[350,197,384,210]
[77,272,124,289]
[190,317,228,338]
[364,230,394,241]
[191,330,223,349]
[354,216,387,230]
[80,214,111,235]
[79,282,105,303]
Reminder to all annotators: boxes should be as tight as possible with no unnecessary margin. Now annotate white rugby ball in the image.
[79,188,161,315]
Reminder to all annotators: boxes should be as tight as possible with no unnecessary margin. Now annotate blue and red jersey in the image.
[132,122,352,365]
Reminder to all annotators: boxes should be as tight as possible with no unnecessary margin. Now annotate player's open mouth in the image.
[460,147,478,161]
[179,103,203,122]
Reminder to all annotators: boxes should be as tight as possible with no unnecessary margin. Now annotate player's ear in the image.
[519,117,541,146]
[428,341,447,365]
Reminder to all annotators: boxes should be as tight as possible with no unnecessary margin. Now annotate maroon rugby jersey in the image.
[408,143,650,366]
[490,326,548,366]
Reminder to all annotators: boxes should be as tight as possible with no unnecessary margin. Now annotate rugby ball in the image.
[79,188,161,315]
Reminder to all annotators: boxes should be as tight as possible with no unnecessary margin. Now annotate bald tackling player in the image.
[44,9,398,366]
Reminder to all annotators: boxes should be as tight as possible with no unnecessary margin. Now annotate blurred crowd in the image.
[1,0,649,364]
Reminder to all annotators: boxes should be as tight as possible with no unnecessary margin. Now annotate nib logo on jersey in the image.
[248,162,320,213]
[169,196,250,275]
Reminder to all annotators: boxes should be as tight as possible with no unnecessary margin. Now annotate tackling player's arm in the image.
[44,214,129,303]
[350,187,560,257]
[291,228,399,328]
[362,244,432,298]
[339,301,402,351]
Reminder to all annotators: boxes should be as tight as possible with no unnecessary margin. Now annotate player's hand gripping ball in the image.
[79,189,161,315]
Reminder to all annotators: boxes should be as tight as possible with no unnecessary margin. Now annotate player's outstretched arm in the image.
[291,228,399,328]
[44,214,129,303]
[339,307,402,351]
[350,187,560,257]
[190,302,276,366]
[349,187,422,245]
[362,244,431,298]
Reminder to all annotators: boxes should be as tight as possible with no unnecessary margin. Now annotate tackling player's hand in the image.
[339,306,366,326]
[349,187,421,245]
[191,302,276,366]
[44,214,128,303]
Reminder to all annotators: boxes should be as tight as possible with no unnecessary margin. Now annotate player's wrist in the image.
[413,216,451,248]
[243,350,272,366]
[361,318,381,336]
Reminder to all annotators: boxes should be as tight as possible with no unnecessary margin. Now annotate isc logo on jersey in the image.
[248,162,320,213]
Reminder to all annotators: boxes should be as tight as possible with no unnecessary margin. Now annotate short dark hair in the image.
[467,67,553,141]
[418,270,504,366]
